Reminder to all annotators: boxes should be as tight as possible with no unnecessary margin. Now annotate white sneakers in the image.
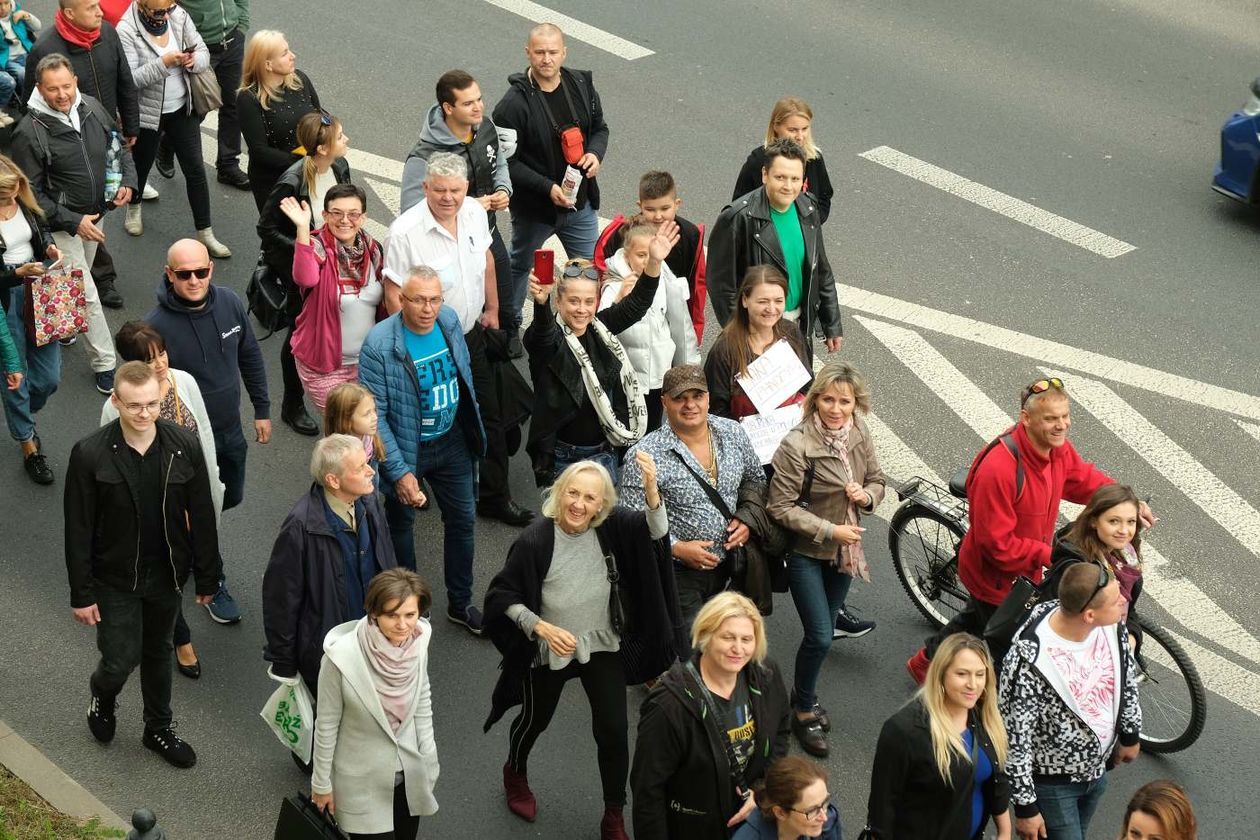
[124,204,143,236]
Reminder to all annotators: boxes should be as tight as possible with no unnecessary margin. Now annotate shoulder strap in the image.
[683,660,748,791]
[669,448,733,520]
[593,524,618,583]
[965,429,1023,501]
[796,459,817,508]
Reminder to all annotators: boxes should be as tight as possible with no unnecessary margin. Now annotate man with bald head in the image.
[359,267,487,634]
[145,238,270,624]
[492,22,609,350]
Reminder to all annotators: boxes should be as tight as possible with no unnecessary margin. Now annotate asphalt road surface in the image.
[2,0,1259,837]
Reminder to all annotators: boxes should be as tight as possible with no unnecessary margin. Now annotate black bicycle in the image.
[888,473,1206,753]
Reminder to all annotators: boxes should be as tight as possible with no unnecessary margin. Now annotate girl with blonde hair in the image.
[731,96,836,223]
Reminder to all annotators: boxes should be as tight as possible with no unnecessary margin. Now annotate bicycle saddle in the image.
[948,466,969,499]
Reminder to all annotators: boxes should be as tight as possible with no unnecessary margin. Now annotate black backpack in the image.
[245,254,288,339]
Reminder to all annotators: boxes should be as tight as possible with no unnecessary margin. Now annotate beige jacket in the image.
[766,416,886,561]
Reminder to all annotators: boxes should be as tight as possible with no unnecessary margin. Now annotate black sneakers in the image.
[86,686,117,743]
[143,724,197,768]
[832,607,876,639]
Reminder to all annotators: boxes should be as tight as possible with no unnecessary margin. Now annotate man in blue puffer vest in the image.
[359,266,487,635]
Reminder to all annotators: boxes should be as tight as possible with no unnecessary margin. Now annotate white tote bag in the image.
[260,670,315,763]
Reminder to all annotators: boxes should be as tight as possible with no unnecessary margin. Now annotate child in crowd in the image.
[598,219,699,431]
[323,382,387,489]
[596,170,707,342]
[0,0,39,124]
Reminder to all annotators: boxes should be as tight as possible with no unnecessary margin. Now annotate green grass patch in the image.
[0,766,124,840]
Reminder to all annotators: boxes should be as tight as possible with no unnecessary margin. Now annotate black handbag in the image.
[595,526,634,636]
[247,254,290,339]
[984,556,1087,648]
[273,792,349,840]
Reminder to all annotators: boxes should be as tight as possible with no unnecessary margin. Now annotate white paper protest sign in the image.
[740,404,804,465]
[735,339,811,416]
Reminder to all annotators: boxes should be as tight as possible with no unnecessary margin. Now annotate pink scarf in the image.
[812,414,869,580]
[356,618,424,734]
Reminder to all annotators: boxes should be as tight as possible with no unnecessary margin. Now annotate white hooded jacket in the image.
[598,250,699,391]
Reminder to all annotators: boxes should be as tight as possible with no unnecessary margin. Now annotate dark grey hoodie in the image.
[399,102,512,214]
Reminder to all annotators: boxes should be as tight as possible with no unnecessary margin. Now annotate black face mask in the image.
[137,6,170,36]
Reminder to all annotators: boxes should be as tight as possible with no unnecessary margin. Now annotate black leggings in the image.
[281,323,305,407]
[507,651,627,806]
[347,778,419,840]
[131,108,212,229]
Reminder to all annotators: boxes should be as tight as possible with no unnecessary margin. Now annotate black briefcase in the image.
[273,792,349,840]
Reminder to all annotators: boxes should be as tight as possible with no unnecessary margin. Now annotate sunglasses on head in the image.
[561,262,600,281]
[1020,377,1064,408]
[170,266,211,280]
[318,109,333,127]
[1080,559,1111,611]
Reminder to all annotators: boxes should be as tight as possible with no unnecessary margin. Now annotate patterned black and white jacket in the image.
[999,600,1142,818]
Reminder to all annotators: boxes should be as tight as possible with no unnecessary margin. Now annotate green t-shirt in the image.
[769,203,806,311]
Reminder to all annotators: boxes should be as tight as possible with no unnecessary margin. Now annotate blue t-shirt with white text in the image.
[403,324,458,440]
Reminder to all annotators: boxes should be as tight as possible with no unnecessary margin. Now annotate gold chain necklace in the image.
[702,424,718,485]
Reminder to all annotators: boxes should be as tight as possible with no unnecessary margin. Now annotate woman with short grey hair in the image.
[483,454,685,840]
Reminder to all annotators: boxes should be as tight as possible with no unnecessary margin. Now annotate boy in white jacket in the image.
[599,222,700,430]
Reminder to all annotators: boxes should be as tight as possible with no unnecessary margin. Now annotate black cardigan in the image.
[482,507,687,731]
[238,69,321,210]
[865,701,1010,840]
[523,269,660,485]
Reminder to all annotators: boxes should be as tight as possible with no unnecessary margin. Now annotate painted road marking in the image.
[1168,628,1260,719]
[857,145,1136,258]
[480,0,655,60]
[841,284,1260,421]
[1239,420,1260,444]
[1049,370,1260,562]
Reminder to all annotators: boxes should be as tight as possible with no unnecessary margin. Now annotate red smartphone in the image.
[534,249,555,285]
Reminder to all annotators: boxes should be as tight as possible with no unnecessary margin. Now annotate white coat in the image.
[598,250,699,391]
[310,618,439,835]
[99,368,224,519]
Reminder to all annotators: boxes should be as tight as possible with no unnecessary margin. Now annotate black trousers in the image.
[464,323,510,502]
[507,651,627,806]
[490,224,513,329]
[347,778,420,840]
[91,563,181,730]
[675,563,731,629]
[159,28,245,173]
[924,595,999,658]
[132,108,212,229]
[281,324,306,407]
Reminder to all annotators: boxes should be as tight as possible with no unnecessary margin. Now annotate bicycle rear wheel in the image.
[888,504,969,628]
[1134,620,1207,753]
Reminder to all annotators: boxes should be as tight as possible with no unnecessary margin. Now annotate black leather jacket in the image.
[64,420,221,608]
[707,188,842,351]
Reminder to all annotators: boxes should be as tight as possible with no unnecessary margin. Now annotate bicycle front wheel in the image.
[1134,620,1207,753]
[888,504,969,628]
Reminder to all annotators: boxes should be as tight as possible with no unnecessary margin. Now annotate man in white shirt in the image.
[384,152,534,527]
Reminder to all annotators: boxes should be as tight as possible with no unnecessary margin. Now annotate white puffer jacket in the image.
[599,250,700,391]
[115,3,209,131]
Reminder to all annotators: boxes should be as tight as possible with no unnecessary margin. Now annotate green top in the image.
[178,0,250,45]
[770,203,806,312]
[0,312,19,375]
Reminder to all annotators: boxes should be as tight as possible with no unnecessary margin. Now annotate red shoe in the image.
[503,762,537,822]
[600,805,629,840]
[906,648,930,685]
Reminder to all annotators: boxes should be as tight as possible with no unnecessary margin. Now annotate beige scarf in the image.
[812,415,869,580]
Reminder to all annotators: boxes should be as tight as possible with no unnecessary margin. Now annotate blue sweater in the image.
[358,307,485,488]
[146,278,271,442]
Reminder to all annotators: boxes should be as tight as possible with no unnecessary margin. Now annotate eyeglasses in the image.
[561,262,601,281]
[170,266,211,280]
[120,400,161,415]
[400,292,444,309]
[789,798,830,821]
[1020,377,1064,408]
[324,210,363,222]
[143,2,176,17]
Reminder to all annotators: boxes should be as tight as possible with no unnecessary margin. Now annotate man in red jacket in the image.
[906,378,1152,683]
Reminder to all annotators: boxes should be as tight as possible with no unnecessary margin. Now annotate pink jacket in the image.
[290,227,384,374]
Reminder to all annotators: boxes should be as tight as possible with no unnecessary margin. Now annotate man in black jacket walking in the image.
[24,0,142,310]
[708,140,843,361]
[11,54,134,395]
[65,361,221,769]
[492,23,609,346]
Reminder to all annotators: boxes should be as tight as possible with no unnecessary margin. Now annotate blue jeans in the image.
[507,203,599,328]
[215,433,247,511]
[1035,775,1108,840]
[786,552,854,709]
[552,440,619,486]
[384,424,477,609]
[2,287,61,443]
[0,63,14,108]
[6,54,26,89]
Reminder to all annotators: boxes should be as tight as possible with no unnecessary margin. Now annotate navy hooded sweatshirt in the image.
[146,278,271,444]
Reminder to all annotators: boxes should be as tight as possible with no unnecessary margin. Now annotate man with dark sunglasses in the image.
[1000,561,1142,840]
[907,378,1152,683]
[146,238,271,625]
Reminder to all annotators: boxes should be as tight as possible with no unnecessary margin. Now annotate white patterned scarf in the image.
[558,312,647,447]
